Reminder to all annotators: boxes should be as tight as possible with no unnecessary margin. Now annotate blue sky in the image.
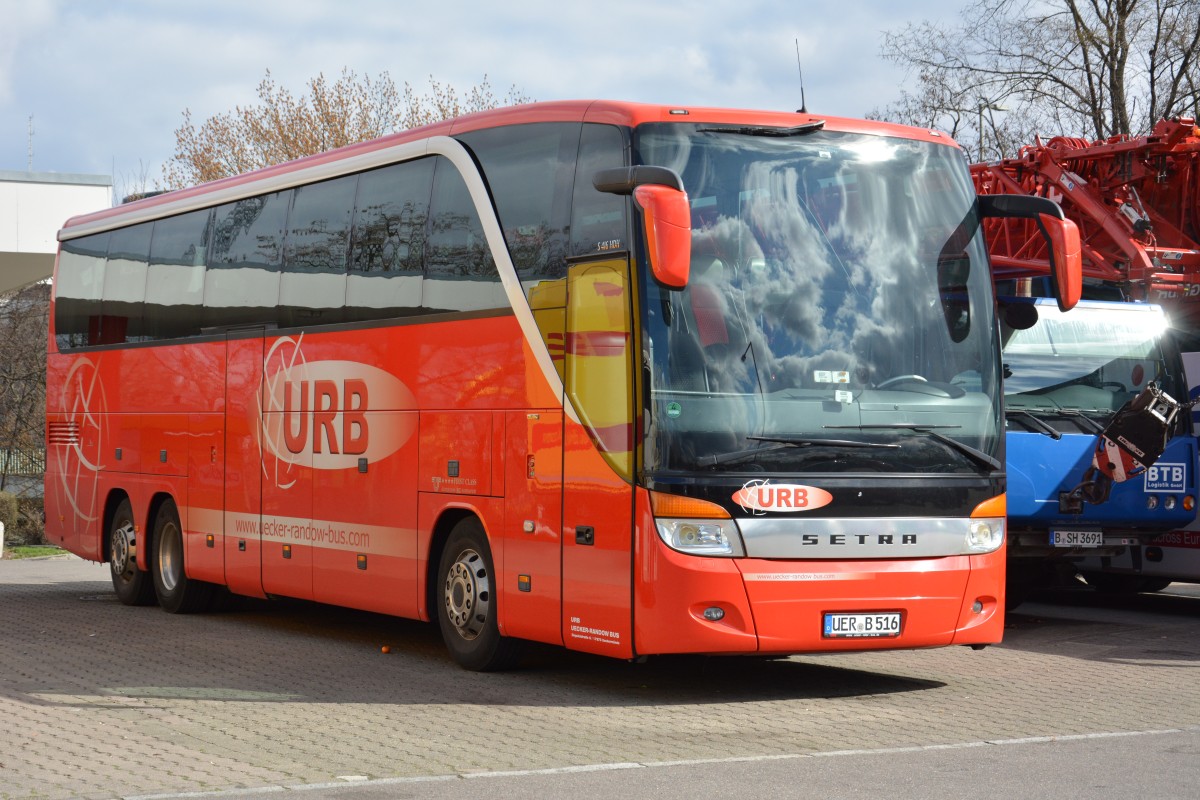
[1,0,951,195]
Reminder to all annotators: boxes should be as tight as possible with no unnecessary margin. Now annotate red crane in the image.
[972,118,1200,328]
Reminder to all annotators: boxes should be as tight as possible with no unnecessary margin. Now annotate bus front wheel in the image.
[436,518,522,671]
[109,498,155,606]
[151,500,215,614]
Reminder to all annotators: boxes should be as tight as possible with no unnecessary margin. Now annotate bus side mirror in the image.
[594,166,692,289]
[979,194,1082,312]
[634,184,691,289]
[1041,214,1082,312]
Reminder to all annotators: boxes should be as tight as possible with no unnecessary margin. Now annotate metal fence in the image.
[0,449,45,477]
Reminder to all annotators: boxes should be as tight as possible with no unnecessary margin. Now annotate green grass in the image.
[2,544,68,559]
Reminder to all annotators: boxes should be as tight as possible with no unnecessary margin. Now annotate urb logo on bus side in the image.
[260,336,417,477]
[733,479,833,515]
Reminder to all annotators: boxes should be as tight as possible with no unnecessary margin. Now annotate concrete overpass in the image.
[1,170,112,293]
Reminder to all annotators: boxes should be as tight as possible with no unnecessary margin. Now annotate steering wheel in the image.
[876,374,929,390]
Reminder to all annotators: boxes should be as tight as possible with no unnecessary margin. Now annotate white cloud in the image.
[0,0,56,105]
[0,0,956,181]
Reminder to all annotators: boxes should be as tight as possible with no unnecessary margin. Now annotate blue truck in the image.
[1071,348,1200,593]
[1000,296,1197,602]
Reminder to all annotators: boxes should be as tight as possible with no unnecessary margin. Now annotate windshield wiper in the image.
[1003,405,1108,435]
[1004,409,1063,440]
[825,423,1002,471]
[1053,409,1107,434]
[698,121,826,137]
[747,435,900,449]
[697,435,898,467]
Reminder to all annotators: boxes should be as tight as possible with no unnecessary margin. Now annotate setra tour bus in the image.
[44,100,1081,670]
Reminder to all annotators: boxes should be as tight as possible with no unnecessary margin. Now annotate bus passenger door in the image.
[497,271,567,645]
[500,408,563,645]
[223,332,266,598]
[560,257,636,659]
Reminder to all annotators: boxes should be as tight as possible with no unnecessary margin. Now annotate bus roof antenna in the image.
[795,39,808,114]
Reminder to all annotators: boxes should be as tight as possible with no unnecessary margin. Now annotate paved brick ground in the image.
[1,556,1198,799]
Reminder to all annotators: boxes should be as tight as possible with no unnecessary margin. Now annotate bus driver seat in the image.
[689,257,731,353]
[688,257,752,393]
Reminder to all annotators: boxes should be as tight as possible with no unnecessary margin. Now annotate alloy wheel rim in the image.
[158,520,183,592]
[111,520,135,578]
[444,548,490,641]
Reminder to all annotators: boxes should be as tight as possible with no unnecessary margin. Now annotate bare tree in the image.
[0,283,48,540]
[876,0,1200,159]
[114,159,158,205]
[163,70,532,189]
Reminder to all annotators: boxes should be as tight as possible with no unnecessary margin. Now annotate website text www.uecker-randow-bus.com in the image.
[236,516,372,550]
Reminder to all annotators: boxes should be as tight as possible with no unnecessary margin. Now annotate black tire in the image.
[1004,583,1029,612]
[109,498,155,606]
[1081,571,1143,595]
[1138,578,1173,593]
[151,500,215,614]
[436,518,522,671]
[1005,561,1058,610]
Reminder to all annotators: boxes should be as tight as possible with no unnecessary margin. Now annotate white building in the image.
[0,170,111,293]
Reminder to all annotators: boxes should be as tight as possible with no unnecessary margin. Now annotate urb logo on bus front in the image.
[733,479,833,515]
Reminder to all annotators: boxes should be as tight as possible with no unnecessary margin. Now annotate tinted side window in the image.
[205,191,290,329]
[572,124,629,256]
[347,158,434,321]
[54,232,109,349]
[424,157,504,313]
[457,123,577,287]
[284,175,356,272]
[145,209,211,340]
[279,175,357,327]
[101,222,153,344]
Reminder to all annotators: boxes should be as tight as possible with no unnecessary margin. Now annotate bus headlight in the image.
[965,518,1004,553]
[656,519,746,557]
[650,491,744,557]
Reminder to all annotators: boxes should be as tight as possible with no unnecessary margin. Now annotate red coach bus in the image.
[45,100,1079,670]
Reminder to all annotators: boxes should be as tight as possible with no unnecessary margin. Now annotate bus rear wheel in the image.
[109,498,155,606]
[151,500,215,614]
[436,518,522,671]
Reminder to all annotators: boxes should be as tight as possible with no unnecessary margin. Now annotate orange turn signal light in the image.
[971,493,1006,519]
[650,491,730,519]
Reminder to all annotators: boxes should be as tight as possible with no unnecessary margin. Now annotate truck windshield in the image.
[1002,299,1184,427]
[635,124,1002,475]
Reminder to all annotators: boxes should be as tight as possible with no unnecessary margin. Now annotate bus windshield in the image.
[1002,299,1184,424]
[635,124,1001,475]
